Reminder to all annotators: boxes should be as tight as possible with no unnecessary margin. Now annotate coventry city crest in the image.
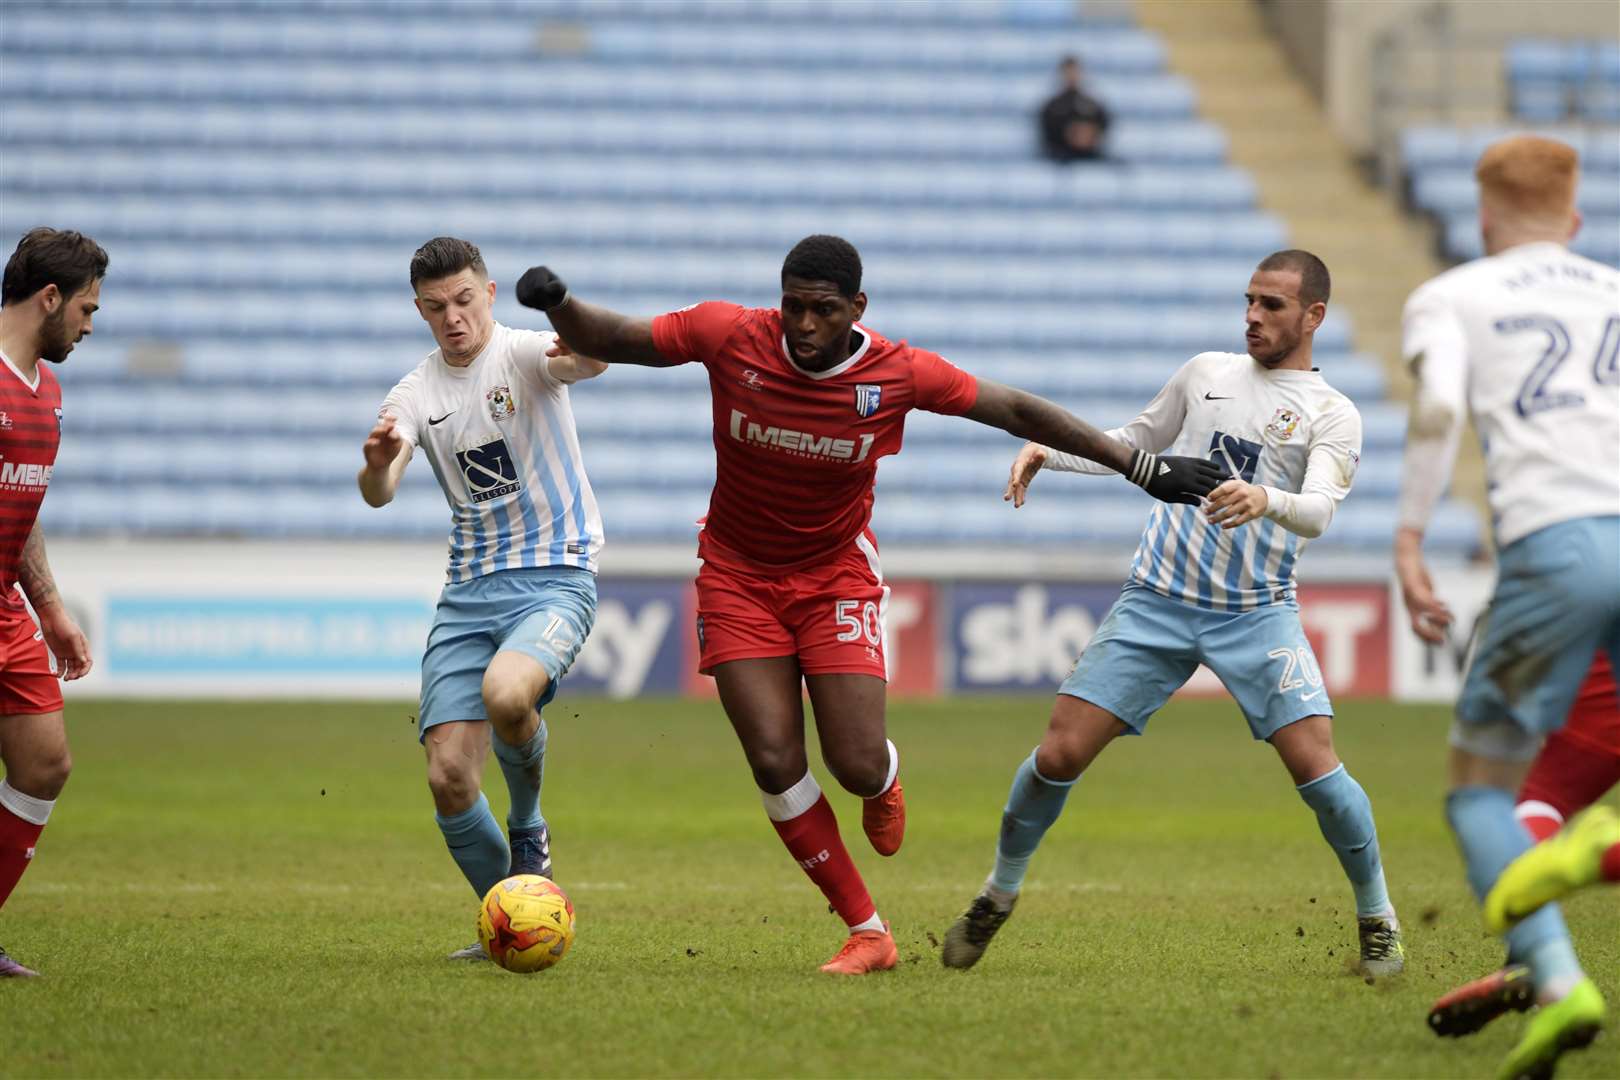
[486,384,516,424]
[1265,407,1300,442]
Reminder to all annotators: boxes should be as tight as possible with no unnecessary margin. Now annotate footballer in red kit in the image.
[516,235,1223,974]
[0,228,102,979]
[653,299,977,679]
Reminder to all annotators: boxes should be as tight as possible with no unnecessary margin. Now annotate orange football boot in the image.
[862,777,906,856]
[819,921,898,975]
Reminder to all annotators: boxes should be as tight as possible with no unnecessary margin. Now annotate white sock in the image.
[982,878,1018,911]
[850,912,884,934]
[873,739,899,796]
[0,779,54,825]
[760,771,821,822]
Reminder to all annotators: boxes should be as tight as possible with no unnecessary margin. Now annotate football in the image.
[477,875,576,973]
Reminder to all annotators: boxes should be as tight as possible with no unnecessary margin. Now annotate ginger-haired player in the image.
[1397,134,1619,1078]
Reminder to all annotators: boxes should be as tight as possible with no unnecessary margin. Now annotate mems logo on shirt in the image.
[0,459,52,493]
[455,437,522,503]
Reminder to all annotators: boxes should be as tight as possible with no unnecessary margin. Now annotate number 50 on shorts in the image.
[834,599,883,644]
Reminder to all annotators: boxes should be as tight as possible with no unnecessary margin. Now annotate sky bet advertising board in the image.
[54,543,1406,701]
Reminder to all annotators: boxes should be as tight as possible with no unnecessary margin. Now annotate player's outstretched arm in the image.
[967,379,1224,505]
[358,415,412,508]
[18,523,90,680]
[541,335,609,384]
[516,266,677,368]
[1003,442,1048,508]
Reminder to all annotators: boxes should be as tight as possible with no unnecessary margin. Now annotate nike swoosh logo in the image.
[1204,392,1233,400]
[428,412,454,426]
[1300,689,1323,701]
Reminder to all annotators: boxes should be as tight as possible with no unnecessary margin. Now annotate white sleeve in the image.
[509,328,564,392]
[1259,402,1361,539]
[1397,279,1470,530]
[1401,279,1470,441]
[379,374,421,448]
[1043,357,1194,474]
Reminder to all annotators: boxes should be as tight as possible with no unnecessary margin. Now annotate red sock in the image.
[1602,841,1620,883]
[770,795,876,928]
[0,802,48,909]
[1517,727,1620,835]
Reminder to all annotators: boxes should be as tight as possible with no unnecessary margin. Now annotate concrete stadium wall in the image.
[1261,0,1618,155]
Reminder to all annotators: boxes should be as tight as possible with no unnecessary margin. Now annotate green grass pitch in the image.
[2,697,1615,1078]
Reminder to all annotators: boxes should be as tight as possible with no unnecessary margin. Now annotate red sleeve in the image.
[909,347,979,416]
[650,301,748,366]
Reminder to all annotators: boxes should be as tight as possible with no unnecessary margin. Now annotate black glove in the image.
[515,266,570,311]
[1128,449,1227,505]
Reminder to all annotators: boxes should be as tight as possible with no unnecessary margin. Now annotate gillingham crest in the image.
[854,383,882,418]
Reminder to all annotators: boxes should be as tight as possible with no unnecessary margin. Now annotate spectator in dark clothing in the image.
[1038,55,1110,162]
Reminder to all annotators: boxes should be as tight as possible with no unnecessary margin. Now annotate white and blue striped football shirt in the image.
[1045,352,1362,612]
[381,323,604,583]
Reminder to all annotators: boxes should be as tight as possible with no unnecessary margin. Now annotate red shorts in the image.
[1561,651,1620,754]
[694,529,889,679]
[0,614,63,716]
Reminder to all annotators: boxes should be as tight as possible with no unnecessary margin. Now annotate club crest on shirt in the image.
[1265,407,1301,442]
[739,369,765,392]
[486,384,515,424]
[0,413,12,430]
[854,383,882,418]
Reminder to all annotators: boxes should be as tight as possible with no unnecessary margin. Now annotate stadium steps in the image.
[1133,0,1489,541]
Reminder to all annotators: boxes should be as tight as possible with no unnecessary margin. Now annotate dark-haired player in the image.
[515,235,1224,974]
[0,228,100,978]
[943,251,1405,980]
[359,237,606,959]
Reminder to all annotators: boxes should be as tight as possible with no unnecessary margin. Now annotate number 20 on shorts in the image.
[1268,646,1323,695]
[834,599,883,644]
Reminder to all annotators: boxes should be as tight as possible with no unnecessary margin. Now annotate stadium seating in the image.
[1400,38,1620,269]
[0,0,1482,554]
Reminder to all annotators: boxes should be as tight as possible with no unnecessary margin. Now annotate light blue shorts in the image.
[418,566,597,740]
[1059,584,1332,740]
[1455,515,1620,759]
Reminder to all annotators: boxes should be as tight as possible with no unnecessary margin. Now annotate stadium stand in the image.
[0,0,1483,553]
[1401,38,1620,268]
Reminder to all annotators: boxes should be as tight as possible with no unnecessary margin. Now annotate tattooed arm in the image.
[19,523,91,680]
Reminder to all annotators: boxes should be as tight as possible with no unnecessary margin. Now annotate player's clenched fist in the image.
[516,266,569,311]
[362,415,403,472]
[1129,450,1226,506]
[1003,442,1049,508]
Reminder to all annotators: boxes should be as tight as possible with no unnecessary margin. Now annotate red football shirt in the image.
[651,301,979,571]
[0,355,62,620]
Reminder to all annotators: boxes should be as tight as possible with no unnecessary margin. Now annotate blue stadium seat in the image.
[2,0,1483,553]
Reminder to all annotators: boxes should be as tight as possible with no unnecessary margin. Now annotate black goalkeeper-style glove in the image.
[515,266,570,311]
[1128,449,1227,505]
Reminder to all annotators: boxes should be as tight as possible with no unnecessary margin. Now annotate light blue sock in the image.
[435,791,509,899]
[1446,786,1583,994]
[492,719,547,833]
[989,749,1077,895]
[1296,764,1392,918]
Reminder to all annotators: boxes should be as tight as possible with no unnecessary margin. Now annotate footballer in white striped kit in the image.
[358,237,605,960]
[943,250,1405,981]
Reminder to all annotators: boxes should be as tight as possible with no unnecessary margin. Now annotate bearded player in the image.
[0,228,101,978]
[942,251,1406,980]
[1396,134,1619,1078]
[515,235,1224,974]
